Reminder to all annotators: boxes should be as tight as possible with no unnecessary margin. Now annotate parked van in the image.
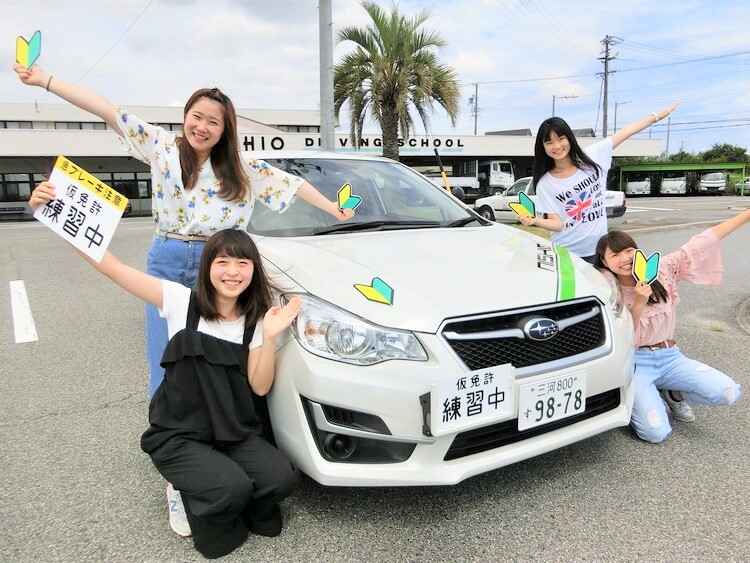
[660,172,687,195]
[698,172,726,194]
[624,172,651,196]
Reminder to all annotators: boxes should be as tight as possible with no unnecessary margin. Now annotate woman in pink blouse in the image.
[594,208,750,443]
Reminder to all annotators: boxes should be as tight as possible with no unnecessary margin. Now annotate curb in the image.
[617,219,726,235]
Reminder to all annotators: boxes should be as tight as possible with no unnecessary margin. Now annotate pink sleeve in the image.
[661,229,723,287]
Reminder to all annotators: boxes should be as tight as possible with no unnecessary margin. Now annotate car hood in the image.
[257,225,612,333]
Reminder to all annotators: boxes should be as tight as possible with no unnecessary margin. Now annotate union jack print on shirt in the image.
[565,190,593,222]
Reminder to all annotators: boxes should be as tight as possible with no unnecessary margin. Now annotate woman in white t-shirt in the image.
[517,101,679,262]
[30,184,300,558]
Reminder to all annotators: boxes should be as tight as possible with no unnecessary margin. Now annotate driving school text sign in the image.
[242,134,469,154]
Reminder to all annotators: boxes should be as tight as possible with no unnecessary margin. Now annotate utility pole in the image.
[552,94,577,117]
[318,0,335,151]
[665,116,671,159]
[598,35,621,138]
[614,100,631,132]
[469,83,479,135]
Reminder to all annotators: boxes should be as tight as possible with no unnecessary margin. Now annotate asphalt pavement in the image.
[1,211,749,562]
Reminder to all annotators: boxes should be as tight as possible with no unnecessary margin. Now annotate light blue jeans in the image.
[631,346,741,443]
[146,236,206,397]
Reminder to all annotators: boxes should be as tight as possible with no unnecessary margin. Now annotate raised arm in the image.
[711,208,750,240]
[296,181,356,221]
[13,63,120,131]
[611,101,679,149]
[29,182,162,307]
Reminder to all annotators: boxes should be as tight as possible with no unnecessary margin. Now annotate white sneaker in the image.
[661,390,696,423]
[166,483,192,537]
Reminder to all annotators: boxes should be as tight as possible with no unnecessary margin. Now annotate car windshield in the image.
[702,173,723,181]
[247,157,477,237]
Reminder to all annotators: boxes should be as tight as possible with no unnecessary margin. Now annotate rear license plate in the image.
[517,372,586,431]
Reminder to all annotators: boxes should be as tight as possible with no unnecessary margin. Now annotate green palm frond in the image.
[333,1,461,160]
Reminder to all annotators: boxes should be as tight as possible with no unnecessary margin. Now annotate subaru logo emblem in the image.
[524,318,559,341]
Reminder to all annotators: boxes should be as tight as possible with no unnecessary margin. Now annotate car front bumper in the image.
[268,320,635,487]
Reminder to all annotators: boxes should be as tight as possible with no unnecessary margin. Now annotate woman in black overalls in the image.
[27,184,302,560]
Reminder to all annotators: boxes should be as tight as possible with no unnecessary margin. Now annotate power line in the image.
[70,0,156,86]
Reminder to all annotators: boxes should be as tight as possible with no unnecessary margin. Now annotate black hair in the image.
[195,229,278,327]
[532,117,602,187]
[595,231,668,304]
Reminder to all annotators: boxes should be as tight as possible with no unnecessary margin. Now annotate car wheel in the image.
[478,205,495,221]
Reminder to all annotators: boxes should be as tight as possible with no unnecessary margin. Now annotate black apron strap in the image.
[186,291,200,330]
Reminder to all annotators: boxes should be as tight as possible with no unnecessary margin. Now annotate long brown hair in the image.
[594,231,668,304]
[177,88,249,202]
[195,230,278,327]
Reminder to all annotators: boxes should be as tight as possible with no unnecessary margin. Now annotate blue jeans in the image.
[631,346,741,443]
[146,236,206,397]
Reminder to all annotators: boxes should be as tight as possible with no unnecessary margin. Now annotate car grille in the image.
[444,388,621,460]
[441,298,607,374]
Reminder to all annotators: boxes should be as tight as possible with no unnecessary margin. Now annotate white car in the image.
[698,172,726,194]
[474,177,626,222]
[735,177,750,196]
[249,152,635,487]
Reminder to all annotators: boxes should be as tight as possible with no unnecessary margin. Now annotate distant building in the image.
[0,102,661,216]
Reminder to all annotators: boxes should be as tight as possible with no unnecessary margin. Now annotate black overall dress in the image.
[141,294,295,559]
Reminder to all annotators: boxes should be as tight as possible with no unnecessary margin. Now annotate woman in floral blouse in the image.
[14,63,354,398]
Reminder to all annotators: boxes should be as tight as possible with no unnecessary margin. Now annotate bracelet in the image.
[45,75,53,92]
[650,111,659,123]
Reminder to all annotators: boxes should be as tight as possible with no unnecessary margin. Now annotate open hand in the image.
[655,101,680,121]
[262,296,302,339]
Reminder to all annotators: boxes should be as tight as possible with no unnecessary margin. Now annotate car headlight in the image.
[604,276,624,317]
[281,293,428,365]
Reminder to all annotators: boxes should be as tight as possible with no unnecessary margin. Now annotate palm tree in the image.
[334,1,461,161]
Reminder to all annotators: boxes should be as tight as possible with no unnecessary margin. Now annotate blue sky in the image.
[2,0,748,155]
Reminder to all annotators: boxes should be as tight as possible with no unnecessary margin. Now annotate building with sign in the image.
[0,102,664,216]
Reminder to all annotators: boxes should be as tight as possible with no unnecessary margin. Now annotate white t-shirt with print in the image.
[159,280,263,350]
[115,108,304,236]
[535,138,613,258]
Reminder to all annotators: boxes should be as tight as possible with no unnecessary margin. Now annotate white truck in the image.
[478,159,515,196]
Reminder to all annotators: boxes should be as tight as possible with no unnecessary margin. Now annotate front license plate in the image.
[431,364,513,435]
[517,372,586,431]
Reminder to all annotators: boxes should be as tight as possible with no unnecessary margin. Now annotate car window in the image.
[507,179,528,196]
[248,158,473,237]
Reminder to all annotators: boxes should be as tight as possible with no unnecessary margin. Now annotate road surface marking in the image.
[9,280,38,343]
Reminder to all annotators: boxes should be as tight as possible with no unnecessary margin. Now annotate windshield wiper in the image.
[312,220,442,235]
[444,217,482,227]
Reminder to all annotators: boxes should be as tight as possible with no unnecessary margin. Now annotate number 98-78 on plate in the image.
[517,372,586,431]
